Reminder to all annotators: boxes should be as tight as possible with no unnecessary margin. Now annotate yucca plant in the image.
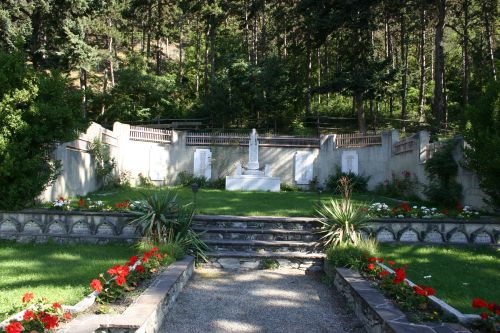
[316,177,369,246]
[130,190,208,261]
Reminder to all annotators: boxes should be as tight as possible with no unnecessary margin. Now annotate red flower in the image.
[115,275,126,286]
[142,252,151,263]
[151,247,159,253]
[472,298,488,308]
[487,302,497,312]
[91,279,103,292]
[455,203,463,212]
[108,265,129,278]
[64,312,72,320]
[22,292,34,303]
[368,257,377,263]
[5,321,23,333]
[387,260,396,266]
[58,197,65,201]
[40,312,59,329]
[480,312,489,320]
[127,256,139,266]
[135,265,145,274]
[23,310,36,321]
[379,270,390,278]
[367,263,375,270]
[400,202,411,212]
[441,209,449,215]
[393,268,406,284]
[377,258,384,263]
[156,253,162,259]
[53,302,62,310]
[78,198,85,207]
[115,203,122,208]
[413,285,435,297]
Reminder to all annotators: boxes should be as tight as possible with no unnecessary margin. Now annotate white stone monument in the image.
[225,129,280,192]
[341,151,359,174]
[294,151,314,185]
[194,148,212,179]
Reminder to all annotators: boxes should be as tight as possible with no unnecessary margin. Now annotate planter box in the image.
[324,262,471,333]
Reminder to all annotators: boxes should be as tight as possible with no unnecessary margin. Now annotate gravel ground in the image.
[161,268,365,333]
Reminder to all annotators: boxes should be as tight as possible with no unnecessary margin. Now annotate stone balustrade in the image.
[0,211,498,245]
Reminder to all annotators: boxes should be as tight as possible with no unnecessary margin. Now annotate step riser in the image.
[207,245,321,252]
[192,221,320,231]
[199,232,319,242]
[202,257,324,271]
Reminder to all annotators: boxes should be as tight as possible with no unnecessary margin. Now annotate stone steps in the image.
[194,226,319,242]
[194,215,324,271]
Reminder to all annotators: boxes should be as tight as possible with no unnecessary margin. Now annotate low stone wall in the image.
[1,211,499,246]
[324,263,470,333]
[364,218,499,245]
[0,210,138,243]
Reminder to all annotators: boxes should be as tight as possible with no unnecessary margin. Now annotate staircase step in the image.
[206,250,325,260]
[194,227,319,241]
[204,239,322,252]
[194,227,314,235]
[193,214,321,231]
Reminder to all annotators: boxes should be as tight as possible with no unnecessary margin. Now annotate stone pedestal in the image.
[225,175,280,192]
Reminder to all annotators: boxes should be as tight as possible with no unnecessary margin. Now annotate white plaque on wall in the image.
[149,147,166,180]
[194,149,212,180]
[341,151,358,175]
[294,151,314,185]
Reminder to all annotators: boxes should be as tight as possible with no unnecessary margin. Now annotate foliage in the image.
[0,51,86,210]
[424,141,463,207]
[261,259,279,270]
[88,137,116,185]
[177,171,225,189]
[138,173,154,187]
[375,170,419,200]
[367,202,480,219]
[325,238,378,270]
[280,183,301,192]
[315,177,369,246]
[326,167,370,194]
[464,81,500,209]
[1,292,72,333]
[469,297,500,333]
[129,190,207,261]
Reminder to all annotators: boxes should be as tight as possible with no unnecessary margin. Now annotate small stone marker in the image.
[235,162,242,176]
[399,229,419,242]
[449,231,468,244]
[194,149,212,180]
[0,220,17,232]
[72,222,91,235]
[473,232,492,244]
[23,222,42,234]
[424,231,443,243]
[48,222,65,234]
[376,229,395,242]
[96,223,114,235]
[341,151,358,175]
[294,151,314,185]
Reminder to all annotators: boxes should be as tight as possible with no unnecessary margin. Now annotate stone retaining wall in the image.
[1,211,498,245]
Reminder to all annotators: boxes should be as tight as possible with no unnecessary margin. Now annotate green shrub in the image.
[326,166,370,193]
[375,170,420,200]
[178,171,207,187]
[326,238,378,270]
[280,183,300,192]
[465,81,500,209]
[206,177,225,189]
[89,138,116,186]
[424,141,462,207]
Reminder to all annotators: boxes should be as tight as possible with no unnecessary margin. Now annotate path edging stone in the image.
[324,262,471,333]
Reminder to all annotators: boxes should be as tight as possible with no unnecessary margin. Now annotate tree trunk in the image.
[108,19,115,87]
[418,8,426,122]
[432,0,446,136]
[179,19,184,82]
[204,23,210,98]
[462,0,470,107]
[80,68,87,118]
[482,2,497,81]
[354,93,366,134]
[306,44,312,116]
[146,0,152,61]
[155,0,163,75]
[317,48,321,104]
[400,9,408,120]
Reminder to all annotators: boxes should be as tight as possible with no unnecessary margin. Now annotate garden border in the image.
[324,262,472,333]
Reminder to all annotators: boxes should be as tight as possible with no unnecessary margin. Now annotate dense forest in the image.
[0,0,498,134]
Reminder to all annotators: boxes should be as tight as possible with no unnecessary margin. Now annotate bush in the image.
[178,171,225,189]
[280,183,301,192]
[325,238,378,270]
[375,170,420,200]
[326,166,370,193]
[465,81,500,209]
[0,51,87,209]
[423,140,462,207]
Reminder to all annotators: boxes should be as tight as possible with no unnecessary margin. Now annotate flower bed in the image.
[0,246,175,333]
[368,202,481,219]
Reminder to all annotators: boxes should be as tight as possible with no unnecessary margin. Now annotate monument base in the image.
[225,175,280,192]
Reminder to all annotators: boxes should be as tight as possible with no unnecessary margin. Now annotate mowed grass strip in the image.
[0,241,136,321]
[377,244,500,313]
[84,186,398,217]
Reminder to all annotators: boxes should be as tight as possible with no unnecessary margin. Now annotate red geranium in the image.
[23,310,36,321]
[379,270,390,278]
[91,279,103,292]
[115,275,126,286]
[393,268,406,284]
[387,260,396,266]
[53,302,62,309]
[127,255,139,266]
[136,264,145,274]
[480,312,489,320]
[368,257,377,263]
[64,312,72,320]
[5,321,23,333]
[39,312,59,329]
[22,292,34,303]
[151,247,159,253]
[400,202,411,212]
[78,198,85,207]
[377,258,384,263]
[367,263,375,270]
[413,285,435,297]
[472,298,488,308]
[455,203,463,212]
[156,253,162,259]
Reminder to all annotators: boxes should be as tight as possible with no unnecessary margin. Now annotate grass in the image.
[376,244,500,314]
[0,241,137,321]
[80,186,399,217]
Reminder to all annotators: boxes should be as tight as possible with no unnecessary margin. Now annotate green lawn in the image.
[0,241,136,321]
[377,244,500,314]
[83,186,398,217]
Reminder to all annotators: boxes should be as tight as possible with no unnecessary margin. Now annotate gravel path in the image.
[161,268,365,333]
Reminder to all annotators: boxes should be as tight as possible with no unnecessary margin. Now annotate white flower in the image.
[397,214,404,218]
[423,275,432,279]
[413,206,417,209]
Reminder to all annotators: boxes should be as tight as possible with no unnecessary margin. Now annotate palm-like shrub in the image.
[316,176,369,246]
[130,190,207,261]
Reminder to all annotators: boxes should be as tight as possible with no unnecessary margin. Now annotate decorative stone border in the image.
[56,256,194,333]
[324,262,471,333]
[1,210,498,245]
